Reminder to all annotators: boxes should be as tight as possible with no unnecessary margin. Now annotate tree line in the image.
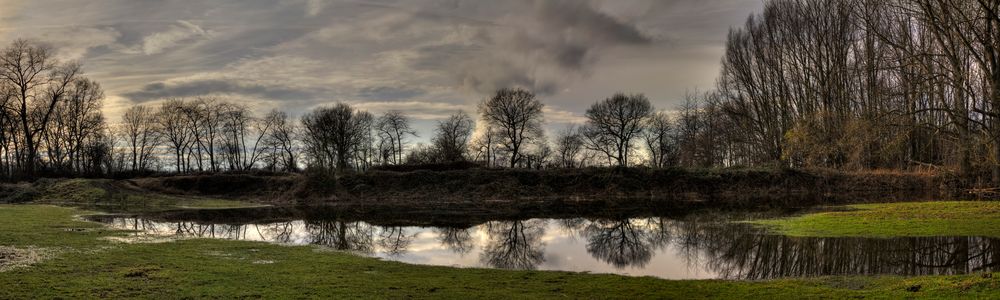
[6,0,1000,180]
[0,36,695,178]
[691,0,1000,183]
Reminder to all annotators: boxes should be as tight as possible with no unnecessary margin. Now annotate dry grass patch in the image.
[0,246,53,272]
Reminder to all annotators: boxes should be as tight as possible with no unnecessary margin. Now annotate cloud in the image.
[350,100,470,120]
[436,0,654,95]
[454,56,559,96]
[306,0,326,17]
[542,106,586,124]
[357,85,427,100]
[39,26,121,61]
[141,20,210,55]
[540,1,649,42]
[123,79,327,102]
[0,0,764,142]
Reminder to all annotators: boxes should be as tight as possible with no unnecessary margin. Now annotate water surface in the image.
[89,210,1000,279]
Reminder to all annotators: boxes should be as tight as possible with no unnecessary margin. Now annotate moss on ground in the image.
[753,201,1000,238]
[30,178,255,212]
[1,204,1000,298]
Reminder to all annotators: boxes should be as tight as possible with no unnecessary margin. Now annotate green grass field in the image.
[753,201,1000,238]
[1,204,999,299]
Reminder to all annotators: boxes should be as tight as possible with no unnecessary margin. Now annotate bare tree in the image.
[121,105,161,172]
[582,93,652,167]
[642,111,675,168]
[352,110,376,171]
[0,39,81,176]
[217,103,277,170]
[58,78,105,173]
[157,99,193,172]
[471,125,500,167]
[301,103,370,171]
[432,111,474,162]
[375,111,415,165]
[554,126,583,168]
[263,110,298,171]
[478,88,544,168]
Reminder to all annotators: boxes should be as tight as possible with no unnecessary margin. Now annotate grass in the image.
[30,178,256,212]
[753,201,1000,238]
[1,205,1000,298]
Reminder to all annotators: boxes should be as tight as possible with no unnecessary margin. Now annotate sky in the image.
[0,0,763,138]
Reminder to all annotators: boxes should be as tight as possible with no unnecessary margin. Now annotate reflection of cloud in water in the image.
[98,216,719,278]
[98,213,1000,280]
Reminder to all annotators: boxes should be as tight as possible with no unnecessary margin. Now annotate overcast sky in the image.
[0,0,762,137]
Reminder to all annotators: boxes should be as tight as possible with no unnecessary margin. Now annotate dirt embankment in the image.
[129,174,299,202]
[126,168,957,209]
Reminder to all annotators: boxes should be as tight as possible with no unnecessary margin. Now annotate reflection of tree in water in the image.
[111,218,260,241]
[557,218,588,237]
[378,226,414,256]
[305,220,375,253]
[114,217,159,234]
[260,222,295,243]
[480,220,547,269]
[435,227,474,254]
[112,213,1000,279]
[672,219,1000,279]
[583,218,670,269]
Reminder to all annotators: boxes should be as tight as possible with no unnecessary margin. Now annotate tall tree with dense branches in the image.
[478,88,544,168]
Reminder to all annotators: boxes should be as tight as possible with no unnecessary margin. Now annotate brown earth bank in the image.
[124,167,962,210]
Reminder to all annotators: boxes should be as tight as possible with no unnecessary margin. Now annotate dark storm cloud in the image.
[534,0,652,45]
[123,79,326,102]
[440,0,656,95]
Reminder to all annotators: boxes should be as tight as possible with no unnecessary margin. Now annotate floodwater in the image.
[87,209,1000,280]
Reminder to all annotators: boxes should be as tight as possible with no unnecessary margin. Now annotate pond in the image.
[86,208,1000,280]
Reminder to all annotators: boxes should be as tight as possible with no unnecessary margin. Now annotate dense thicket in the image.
[682,0,1000,183]
[0,39,111,179]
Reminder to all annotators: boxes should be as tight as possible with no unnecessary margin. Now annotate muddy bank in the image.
[125,167,956,210]
[129,192,936,229]
[54,167,968,239]
[129,174,298,201]
[334,167,949,200]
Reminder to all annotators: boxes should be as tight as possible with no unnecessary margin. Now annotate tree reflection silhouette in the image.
[673,221,1000,279]
[97,213,1000,279]
[305,220,375,253]
[435,227,474,254]
[583,218,670,268]
[261,222,295,243]
[378,226,414,256]
[480,220,547,269]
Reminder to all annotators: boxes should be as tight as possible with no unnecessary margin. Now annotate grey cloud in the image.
[534,0,651,45]
[456,59,559,96]
[123,79,327,102]
[429,0,654,95]
[356,85,427,100]
[1,0,763,135]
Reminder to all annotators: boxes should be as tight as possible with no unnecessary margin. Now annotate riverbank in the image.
[2,204,999,298]
[1,178,257,212]
[128,167,952,208]
[0,167,952,219]
[754,201,1000,238]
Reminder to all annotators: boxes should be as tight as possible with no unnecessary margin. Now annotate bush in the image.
[370,161,481,172]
